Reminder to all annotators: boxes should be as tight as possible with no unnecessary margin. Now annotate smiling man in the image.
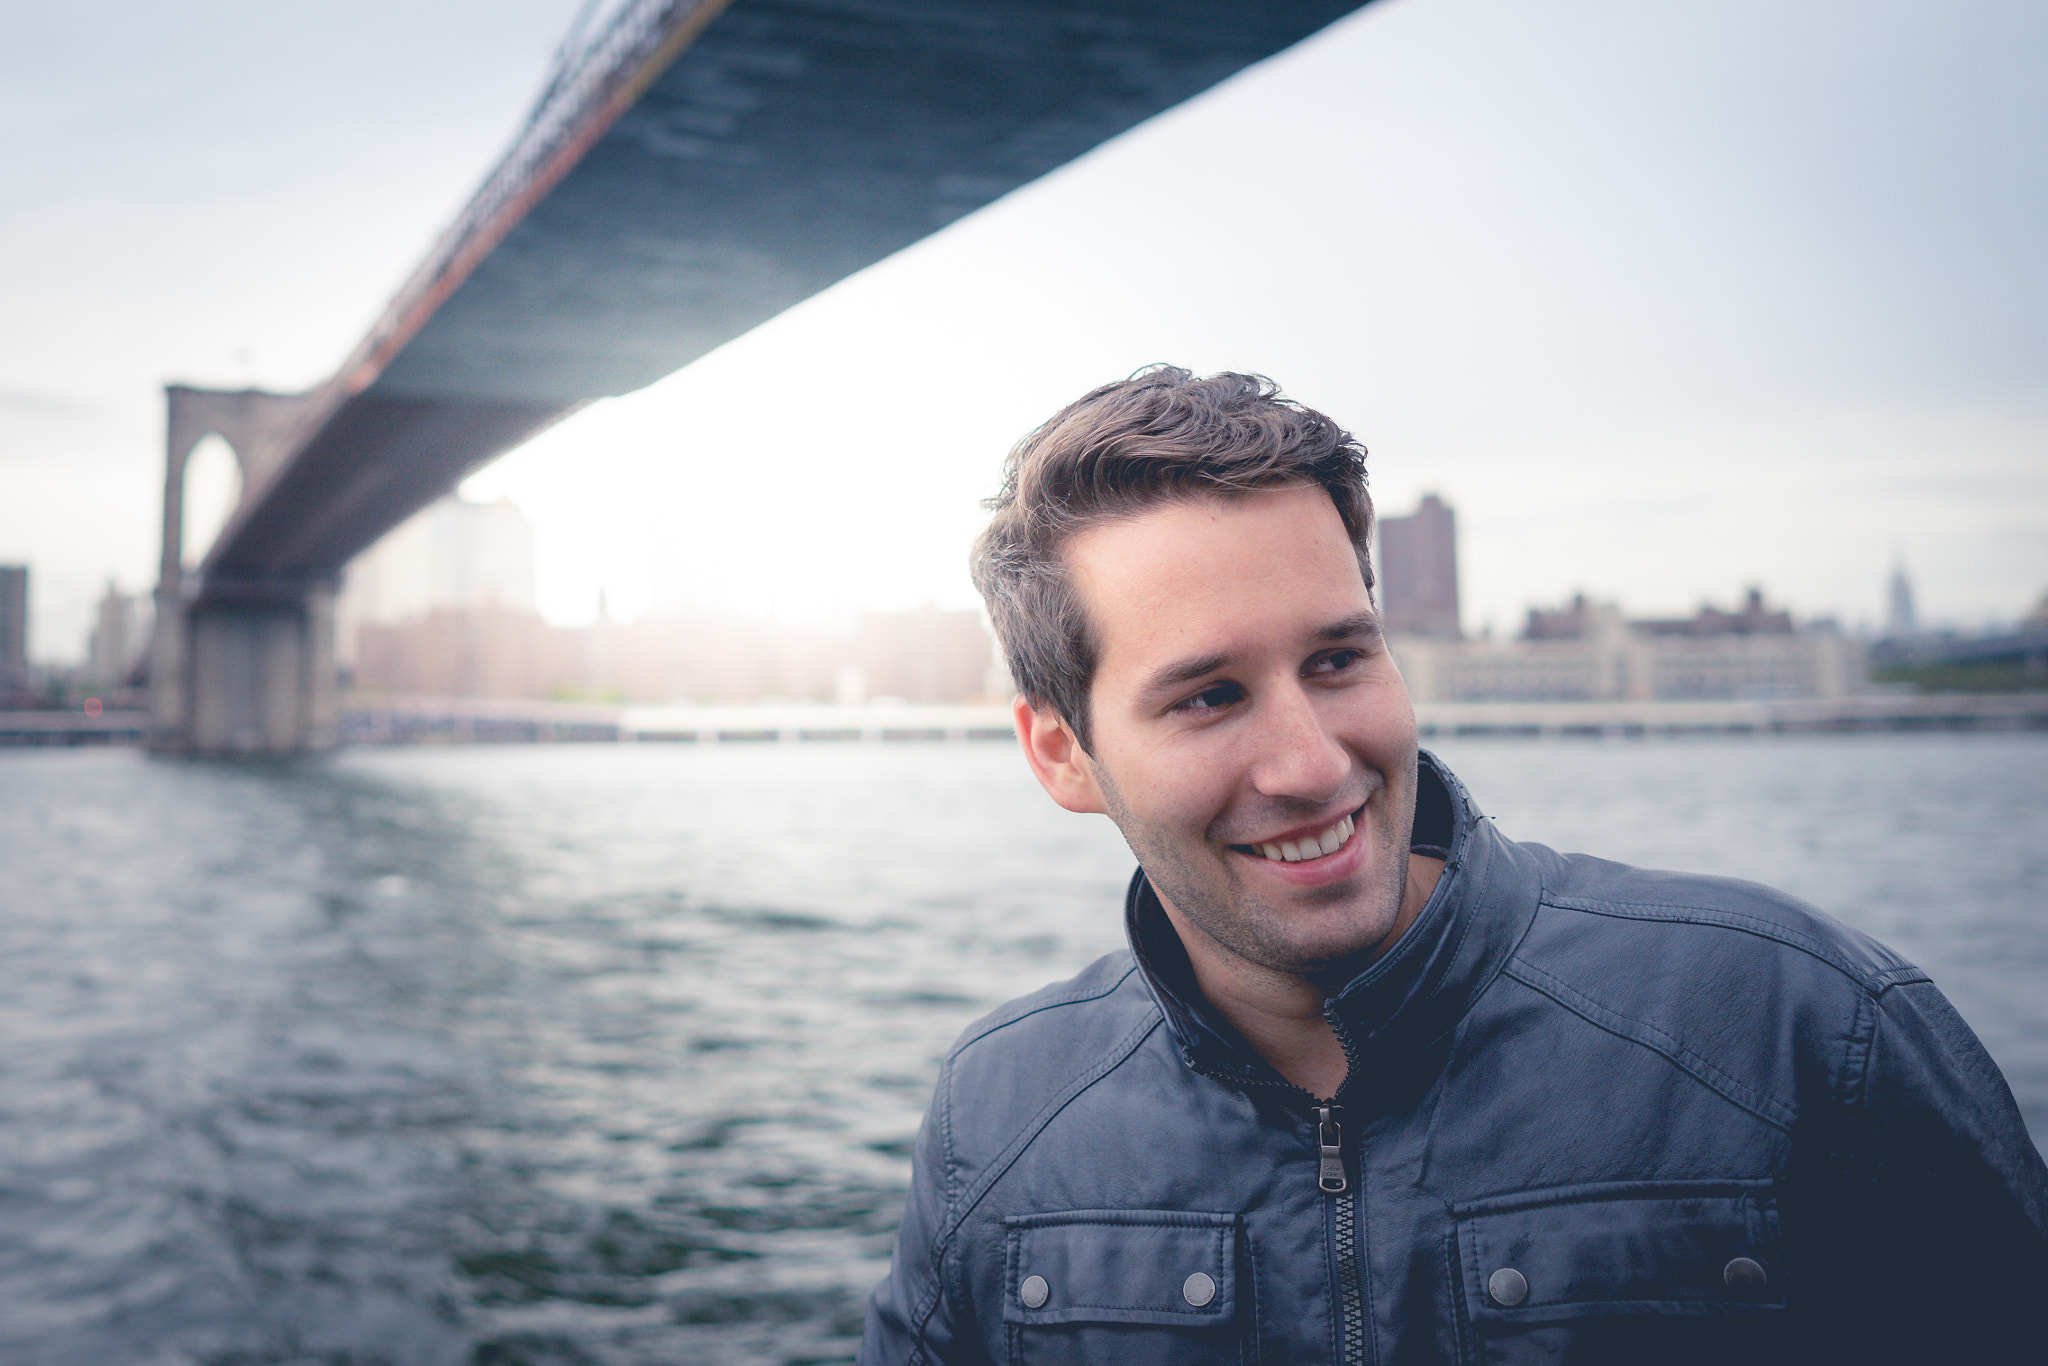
[1025,482,1431,1102]
[861,368,2048,1364]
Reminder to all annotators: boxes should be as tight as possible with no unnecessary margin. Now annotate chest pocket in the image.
[1452,1180,1784,1366]
[1002,1209,1248,1366]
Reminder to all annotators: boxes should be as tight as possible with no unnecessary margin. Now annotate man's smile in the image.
[1228,804,1364,864]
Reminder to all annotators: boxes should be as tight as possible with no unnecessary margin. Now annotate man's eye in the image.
[1174,681,1245,713]
[1309,649,1365,675]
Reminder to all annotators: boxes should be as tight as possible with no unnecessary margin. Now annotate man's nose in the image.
[1247,682,1350,803]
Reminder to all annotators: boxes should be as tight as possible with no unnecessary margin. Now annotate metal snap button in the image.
[1183,1271,1217,1307]
[1723,1256,1768,1291]
[1487,1267,1529,1307]
[1019,1274,1049,1309]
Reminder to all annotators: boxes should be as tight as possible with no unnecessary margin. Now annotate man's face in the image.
[1047,483,1421,981]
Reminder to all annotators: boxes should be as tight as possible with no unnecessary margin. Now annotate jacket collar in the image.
[1125,750,1540,1099]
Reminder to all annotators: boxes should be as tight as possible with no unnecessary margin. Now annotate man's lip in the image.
[1226,802,1367,856]
[1226,808,1370,885]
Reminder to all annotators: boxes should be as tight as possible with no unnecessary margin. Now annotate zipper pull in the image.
[1315,1104,1347,1194]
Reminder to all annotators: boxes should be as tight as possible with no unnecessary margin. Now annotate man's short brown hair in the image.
[970,366,1375,751]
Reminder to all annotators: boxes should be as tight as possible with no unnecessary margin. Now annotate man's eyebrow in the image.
[1321,610,1383,642]
[1137,613,1384,700]
[1138,652,1232,701]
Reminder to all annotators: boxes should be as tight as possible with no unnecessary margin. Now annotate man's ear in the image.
[1012,696,1107,815]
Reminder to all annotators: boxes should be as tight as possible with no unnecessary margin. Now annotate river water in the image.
[2,733,2043,1365]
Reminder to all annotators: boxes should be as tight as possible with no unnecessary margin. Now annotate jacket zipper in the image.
[1186,1034,1371,1361]
[1318,1103,1367,1365]
[1316,1103,1348,1193]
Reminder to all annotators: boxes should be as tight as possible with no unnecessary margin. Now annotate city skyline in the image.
[330,489,1975,649]
[5,0,2045,660]
[0,474,2019,673]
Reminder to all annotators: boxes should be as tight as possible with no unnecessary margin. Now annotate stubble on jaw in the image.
[1088,753,1418,990]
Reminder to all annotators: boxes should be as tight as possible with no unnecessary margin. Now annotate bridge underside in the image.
[370,0,1369,410]
[161,0,1373,751]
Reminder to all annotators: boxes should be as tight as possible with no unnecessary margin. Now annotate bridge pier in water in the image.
[149,385,341,756]
[154,584,340,755]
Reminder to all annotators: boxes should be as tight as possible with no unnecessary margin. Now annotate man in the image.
[861,367,2048,1363]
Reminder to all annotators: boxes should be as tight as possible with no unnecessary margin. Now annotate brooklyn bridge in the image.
[150,0,1375,753]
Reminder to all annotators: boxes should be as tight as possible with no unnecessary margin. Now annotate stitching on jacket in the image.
[939,1060,958,1209]
[1244,1221,1264,1366]
[1455,1225,1482,1366]
[1837,988,1879,1188]
[950,959,1142,1054]
[922,1058,957,1366]
[1503,958,1797,1131]
[1448,1176,1776,1216]
[1539,894,1915,990]
[1842,990,1877,1113]
[1867,963,1933,993]
[907,1010,1167,1356]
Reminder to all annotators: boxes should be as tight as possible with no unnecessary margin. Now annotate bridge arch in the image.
[158,385,313,593]
[179,436,241,573]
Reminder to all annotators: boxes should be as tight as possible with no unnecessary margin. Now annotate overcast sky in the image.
[5,0,2045,660]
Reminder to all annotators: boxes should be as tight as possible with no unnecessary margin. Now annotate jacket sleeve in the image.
[1807,975,2048,1355]
[861,1060,984,1366]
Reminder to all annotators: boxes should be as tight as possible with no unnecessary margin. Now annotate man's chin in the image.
[1273,933,1396,985]
[1223,902,1407,982]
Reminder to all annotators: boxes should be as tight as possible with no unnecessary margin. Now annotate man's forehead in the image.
[1064,487,1374,672]
[1064,485,1336,570]
[1065,483,1359,572]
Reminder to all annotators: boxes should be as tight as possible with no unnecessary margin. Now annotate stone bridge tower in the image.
[150,384,336,754]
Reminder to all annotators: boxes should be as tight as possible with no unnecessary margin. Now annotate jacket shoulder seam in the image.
[1867,963,1932,995]
[938,1055,960,1209]
[1503,956,1797,1132]
[949,960,1144,1055]
[1839,988,1880,1155]
[1539,893,1924,993]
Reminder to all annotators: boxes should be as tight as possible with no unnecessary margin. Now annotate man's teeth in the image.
[1257,813,1355,863]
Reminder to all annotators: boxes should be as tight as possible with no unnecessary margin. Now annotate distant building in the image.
[0,564,27,698]
[583,603,1000,706]
[1631,587,1793,639]
[1395,588,1863,704]
[87,582,152,685]
[853,604,1000,705]
[347,587,1002,706]
[337,496,538,662]
[354,606,570,700]
[338,496,1004,705]
[1887,561,1917,637]
[1524,593,1602,641]
[1377,494,1461,639]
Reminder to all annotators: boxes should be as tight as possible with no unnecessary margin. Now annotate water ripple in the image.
[0,734,2041,1362]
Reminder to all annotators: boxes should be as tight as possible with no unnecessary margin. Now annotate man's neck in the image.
[1166,852,1445,1100]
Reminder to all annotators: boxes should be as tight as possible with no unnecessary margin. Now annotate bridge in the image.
[150,0,1373,754]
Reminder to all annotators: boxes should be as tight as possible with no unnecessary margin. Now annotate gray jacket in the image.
[862,753,2048,1363]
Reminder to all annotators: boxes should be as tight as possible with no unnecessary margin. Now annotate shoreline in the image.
[5,691,2047,748]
